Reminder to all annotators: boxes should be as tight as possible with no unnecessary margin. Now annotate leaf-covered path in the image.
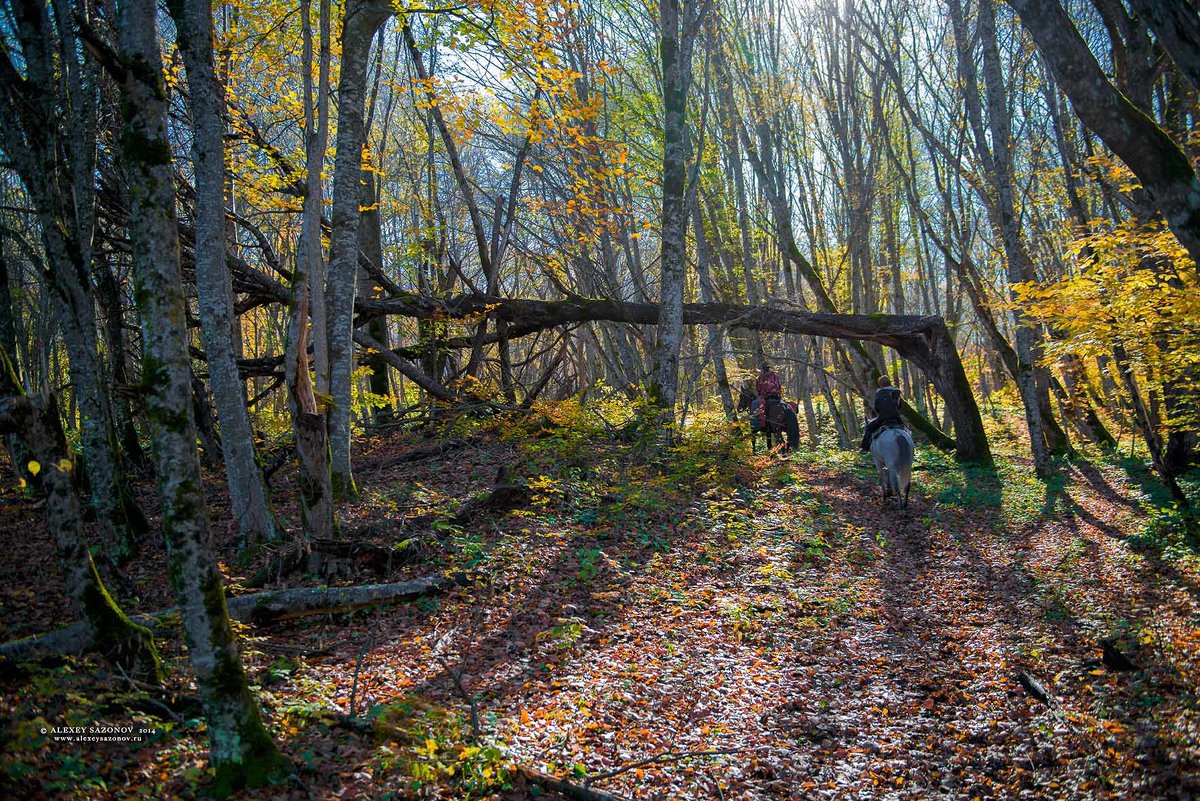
[2,421,1198,800]
[249,431,1198,800]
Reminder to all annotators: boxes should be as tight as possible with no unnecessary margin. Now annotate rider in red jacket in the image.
[756,362,782,427]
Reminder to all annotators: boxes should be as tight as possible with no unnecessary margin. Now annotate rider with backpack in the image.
[860,375,903,453]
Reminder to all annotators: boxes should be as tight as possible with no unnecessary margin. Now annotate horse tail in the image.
[896,431,913,468]
[784,406,800,452]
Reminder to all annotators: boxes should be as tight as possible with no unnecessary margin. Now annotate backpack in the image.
[874,386,901,419]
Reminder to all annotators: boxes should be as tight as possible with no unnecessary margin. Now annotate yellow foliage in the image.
[1016,218,1199,428]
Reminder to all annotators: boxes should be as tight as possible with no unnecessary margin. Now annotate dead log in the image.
[245,532,422,589]
[371,435,482,470]
[1017,671,1053,706]
[230,574,461,624]
[305,536,423,580]
[516,766,628,801]
[0,574,461,663]
[230,289,991,462]
[355,295,991,464]
[453,483,531,526]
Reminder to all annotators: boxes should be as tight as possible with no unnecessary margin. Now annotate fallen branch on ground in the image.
[516,766,628,801]
[1017,670,1053,706]
[0,574,463,663]
[371,435,483,470]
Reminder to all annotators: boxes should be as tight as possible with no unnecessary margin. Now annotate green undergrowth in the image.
[365,695,512,798]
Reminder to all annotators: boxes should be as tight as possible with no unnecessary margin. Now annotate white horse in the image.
[870,427,914,510]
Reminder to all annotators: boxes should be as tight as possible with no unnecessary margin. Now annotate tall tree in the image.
[652,0,710,428]
[289,0,336,540]
[109,0,286,792]
[325,0,392,498]
[169,0,280,549]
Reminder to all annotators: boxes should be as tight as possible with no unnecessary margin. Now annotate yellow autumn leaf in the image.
[26,460,40,476]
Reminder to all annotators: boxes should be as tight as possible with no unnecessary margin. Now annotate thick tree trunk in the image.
[171,0,279,548]
[114,1,286,793]
[652,0,693,426]
[1005,0,1200,271]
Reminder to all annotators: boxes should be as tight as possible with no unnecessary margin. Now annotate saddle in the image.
[868,419,908,445]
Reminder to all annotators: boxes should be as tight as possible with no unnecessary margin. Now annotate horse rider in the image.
[860,374,903,453]
[756,362,782,428]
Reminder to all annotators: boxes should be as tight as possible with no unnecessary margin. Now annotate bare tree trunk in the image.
[288,0,336,541]
[651,0,699,430]
[170,0,279,548]
[327,1,392,499]
[113,1,286,791]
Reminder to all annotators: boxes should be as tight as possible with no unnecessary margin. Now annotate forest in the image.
[0,0,1198,798]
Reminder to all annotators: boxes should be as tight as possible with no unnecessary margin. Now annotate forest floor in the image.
[1,402,1199,800]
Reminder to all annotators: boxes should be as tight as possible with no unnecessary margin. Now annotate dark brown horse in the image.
[737,386,800,453]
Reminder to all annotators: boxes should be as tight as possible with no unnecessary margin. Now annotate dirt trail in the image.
[436,455,1198,799]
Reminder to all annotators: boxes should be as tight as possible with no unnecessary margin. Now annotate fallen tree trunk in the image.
[453,482,532,526]
[0,574,459,663]
[357,295,991,464]
[369,435,483,470]
[226,280,992,463]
